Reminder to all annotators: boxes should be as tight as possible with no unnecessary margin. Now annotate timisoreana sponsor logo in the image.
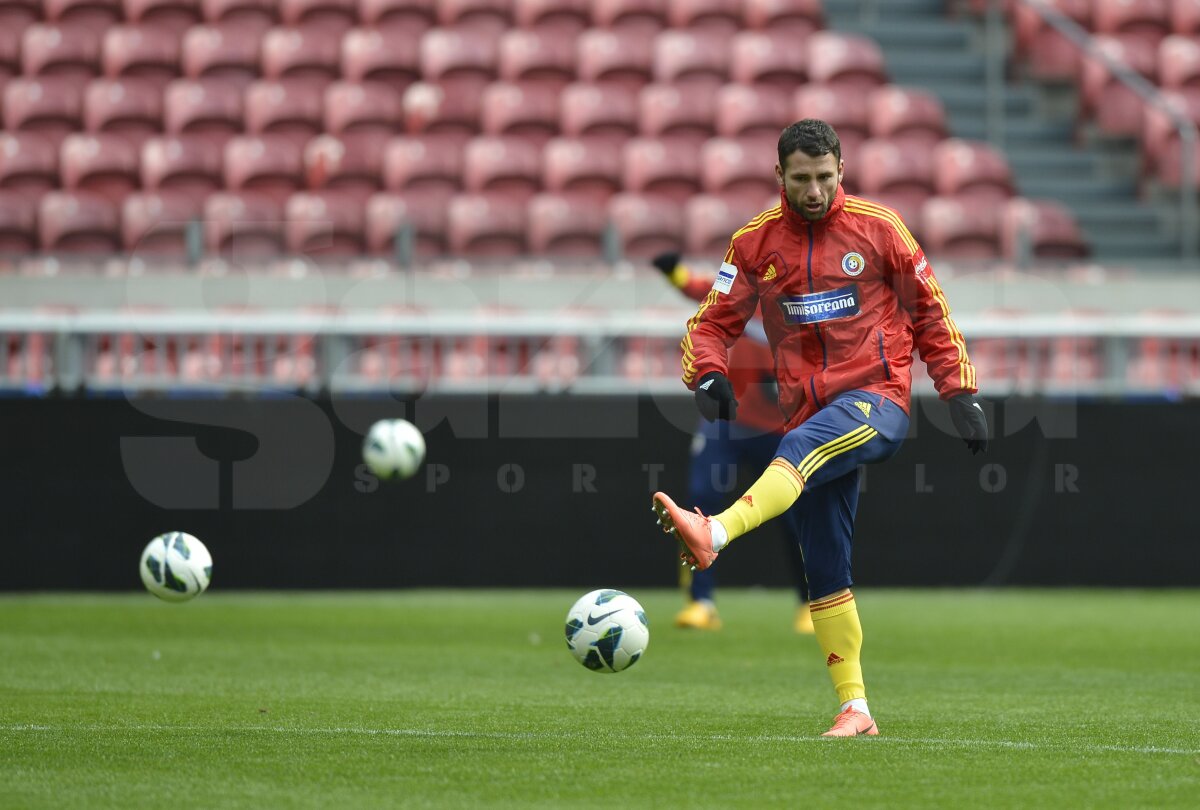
[778,284,861,325]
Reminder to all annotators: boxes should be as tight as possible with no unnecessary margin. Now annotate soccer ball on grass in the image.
[139,531,212,602]
[565,589,649,673]
[363,418,426,480]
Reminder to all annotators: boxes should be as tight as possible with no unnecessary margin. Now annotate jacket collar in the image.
[780,185,846,233]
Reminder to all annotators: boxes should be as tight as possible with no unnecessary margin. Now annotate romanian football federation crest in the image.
[841,251,866,276]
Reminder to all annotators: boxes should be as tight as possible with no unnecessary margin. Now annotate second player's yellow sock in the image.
[714,458,805,543]
[810,590,866,704]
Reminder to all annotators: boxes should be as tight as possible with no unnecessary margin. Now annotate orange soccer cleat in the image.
[651,491,718,571]
[821,707,879,738]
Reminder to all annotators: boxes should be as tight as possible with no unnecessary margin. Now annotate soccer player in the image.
[651,250,814,634]
[651,119,988,737]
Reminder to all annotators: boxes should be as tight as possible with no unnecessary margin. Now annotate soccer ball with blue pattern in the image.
[363,418,426,480]
[564,589,649,673]
[139,532,212,603]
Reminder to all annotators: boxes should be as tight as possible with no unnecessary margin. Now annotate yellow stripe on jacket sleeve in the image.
[681,291,719,383]
[927,277,974,390]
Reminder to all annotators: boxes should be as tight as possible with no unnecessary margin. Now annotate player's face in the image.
[776,151,843,221]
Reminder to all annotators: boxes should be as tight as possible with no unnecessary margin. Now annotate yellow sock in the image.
[810,590,866,704]
[714,458,805,543]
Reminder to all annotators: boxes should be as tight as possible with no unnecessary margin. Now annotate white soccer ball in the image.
[564,589,650,673]
[139,532,212,603]
[363,418,426,480]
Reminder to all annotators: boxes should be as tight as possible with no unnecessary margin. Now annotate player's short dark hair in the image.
[777,119,842,168]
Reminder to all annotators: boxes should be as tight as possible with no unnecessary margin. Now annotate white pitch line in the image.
[2,725,1196,757]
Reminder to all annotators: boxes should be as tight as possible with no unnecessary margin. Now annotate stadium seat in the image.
[526,191,608,256]
[446,192,528,256]
[382,134,463,193]
[513,0,590,37]
[223,134,305,203]
[667,0,741,36]
[123,0,202,33]
[1094,0,1171,44]
[1159,34,1200,88]
[743,0,823,39]
[806,32,887,94]
[280,0,357,33]
[463,135,543,196]
[868,85,948,152]
[437,0,514,33]
[638,83,717,143]
[261,25,340,82]
[542,136,623,198]
[608,191,685,258]
[0,28,19,83]
[559,81,639,139]
[651,29,730,90]
[1014,0,1091,81]
[932,138,1014,204]
[920,195,1001,259]
[480,80,560,139]
[163,78,243,140]
[857,138,936,215]
[304,133,384,197]
[285,190,366,256]
[21,24,101,83]
[576,28,654,90]
[46,0,122,28]
[1081,35,1159,136]
[365,189,451,257]
[1000,197,1090,259]
[591,0,668,38]
[60,132,140,202]
[1173,0,1200,35]
[39,190,121,253]
[102,25,181,88]
[714,83,791,139]
[498,28,577,87]
[323,81,404,138]
[700,135,779,197]
[359,0,436,33]
[729,30,809,88]
[419,27,499,85]
[402,80,482,136]
[201,0,278,32]
[141,134,224,198]
[0,191,39,253]
[3,77,85,146]
[623,136,702,203]
[121,190,203,255]
[685,192,773,256]
[203,191,285,257]
[0,132,59,193]
[341,27,421,87]
[243,79,324,142]
[182,25,261,85]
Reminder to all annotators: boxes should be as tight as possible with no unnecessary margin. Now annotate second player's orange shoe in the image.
[651,492,718,571]
[820,708,879,738]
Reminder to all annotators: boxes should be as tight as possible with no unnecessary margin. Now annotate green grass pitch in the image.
[1,589,1197,809]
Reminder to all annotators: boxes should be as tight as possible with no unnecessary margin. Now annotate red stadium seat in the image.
[123,0,202,33]
[60,132,140,202]
[122,190,203,254]
[280,0,357,33]
[45,0,121,28]
[201,0,278,32]
[1081,35,1159,136]
[607,191,685,258]
[0,191,39,253]
[638,83,717,143]
[652,29,729,91]
[623,136,702,203]
[341,27,420,86]
[22,24,101,83]
[714,83,791,139]
[102,25,181,87]
[39,190,120,253]
[542,136,623,198]
[203,191,285,256]
[0,0,38,34]
[526,191,608,256]
[1000,197,1089,260]
[857,137,935,215]
[463,135,542,195]
[932,138,1014,204]
[700,135,779,197]
[560,81,639,139]
[1159,34,1200,88]
[304,133,384,196]
[223,134,305,203]
[402,80,482,136]
[261,26,340,82]
[437,0,514,33]
[0,132,59,193]
[182,25,260,85]
[285,190,366,256]
[324,80,403,138]
[419,27,499,85]
[3,77,85,146]
[382,134,463,193]
[244,79,324,142]
[481,80,560,139]
[868,85,948,152]
[667,0,741,36]
[807,32,887,94]
[359,0,435,33]
[163,78,243,140]
[1094,0,1170,43]
[513,0,590,37]
[1014,0,1091,81]
[365,189,451,257]
[0,28,19,83]
[447,192,528,256]
[576,28,654,90]
[1173,0,1200,35]
[685,192,773,256]
[591,0,668,38]
[498,29,577,87]
[744,0,823,39]
[141,134,224,198]
[920,195,1001,259]
[729,30,809,88]
[794,83,871,143]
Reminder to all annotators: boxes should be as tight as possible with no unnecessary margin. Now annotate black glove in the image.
[695,371,738,422]
[651,251,688,288]
[948,393,988,455]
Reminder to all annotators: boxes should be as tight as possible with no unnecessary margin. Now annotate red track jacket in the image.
[682,187,977,430]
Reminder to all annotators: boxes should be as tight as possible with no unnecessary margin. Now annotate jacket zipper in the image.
[876,328,892,380]
[807,222,825,406]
